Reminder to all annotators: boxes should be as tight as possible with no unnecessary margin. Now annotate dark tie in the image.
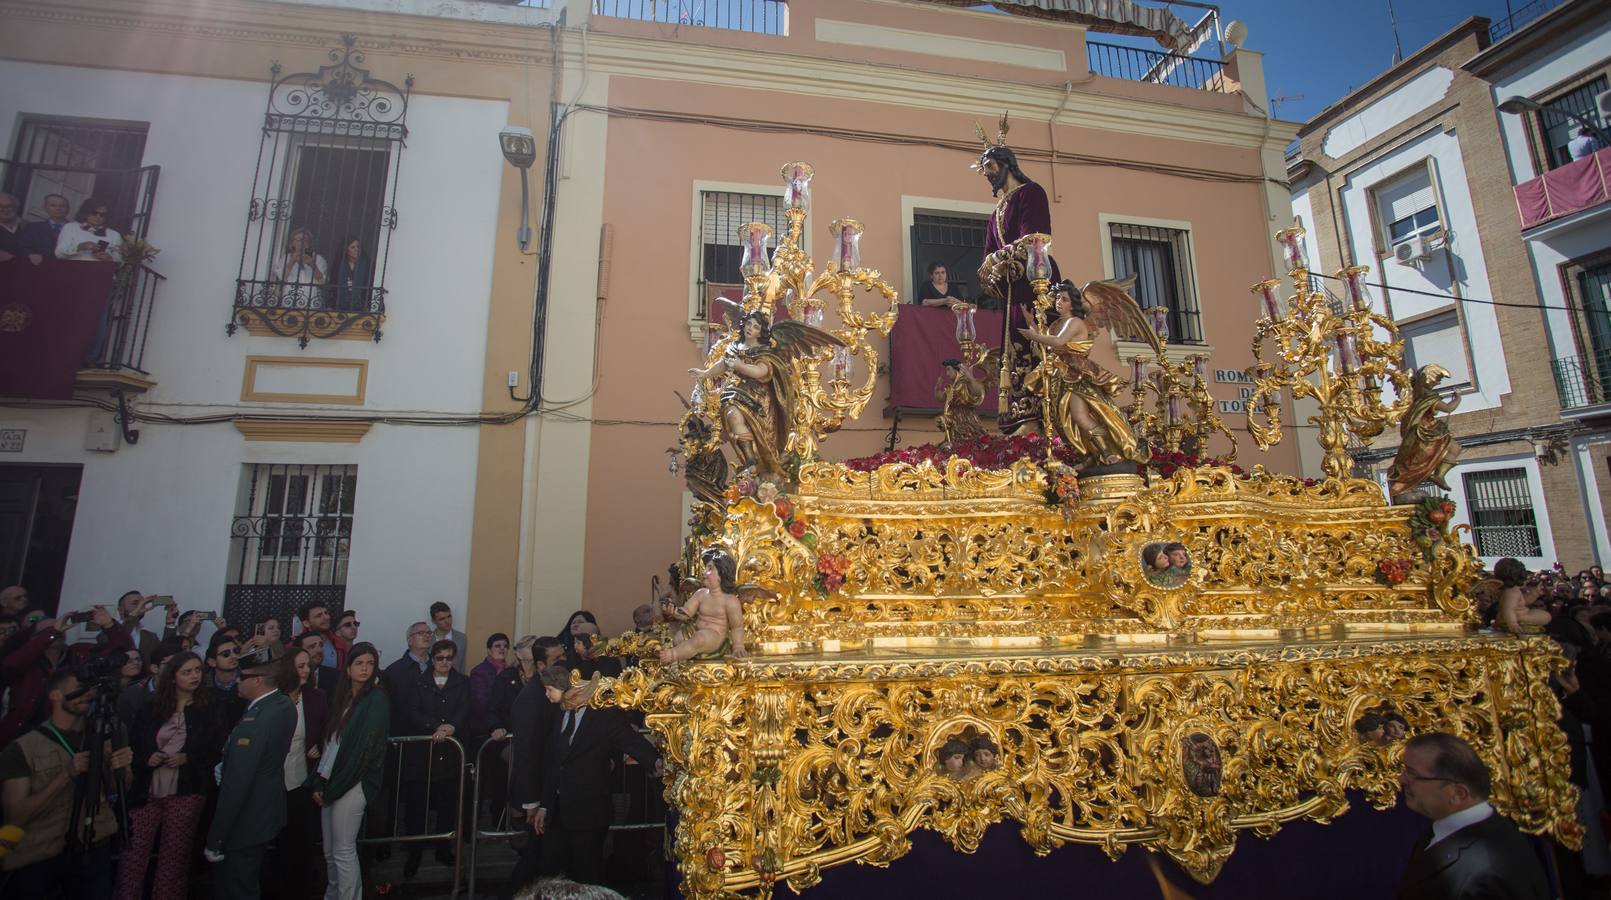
[563,710,578,744]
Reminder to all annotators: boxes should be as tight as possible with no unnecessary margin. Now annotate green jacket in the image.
[311,689,390,805]
[206,690,296,853]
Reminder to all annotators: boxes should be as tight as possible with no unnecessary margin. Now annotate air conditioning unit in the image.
[1393,236,1436,264]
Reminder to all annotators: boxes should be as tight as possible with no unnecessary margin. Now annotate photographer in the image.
[0,667,134,899]
[278,228,327,295]
[1,606,131,748]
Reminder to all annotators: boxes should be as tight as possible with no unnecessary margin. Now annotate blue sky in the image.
[1232,0,1521,122]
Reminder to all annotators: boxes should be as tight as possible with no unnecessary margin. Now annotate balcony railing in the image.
[592,0,786,34]
[1515,145,1611,231]
[1552,346,1611,410]
[89,263,165,374]
[1488,0,1568,42]
[230,280,386,347]
[1087,41,1225,91]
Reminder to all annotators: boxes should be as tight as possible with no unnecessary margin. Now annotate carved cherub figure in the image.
[660,547,749,663]
[1387,364,1461,498]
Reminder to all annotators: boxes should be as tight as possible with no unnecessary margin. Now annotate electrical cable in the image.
[1309,271,1585,313]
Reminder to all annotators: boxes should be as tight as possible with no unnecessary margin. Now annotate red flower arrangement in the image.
[1375,558,1413,586]
[815,553,851,595]
[844,436,1242,477]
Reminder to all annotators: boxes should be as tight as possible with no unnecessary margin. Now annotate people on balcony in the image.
[55,198,122,262]
[332,236,372,312]
[277,227,328,305]
[0,193,21,263]
[914,261,967,309]
[19,193,70,264]
[1570,125,1607,162]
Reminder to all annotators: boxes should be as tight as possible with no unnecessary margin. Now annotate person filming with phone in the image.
[278,227,327,300]
[54,198,122,263]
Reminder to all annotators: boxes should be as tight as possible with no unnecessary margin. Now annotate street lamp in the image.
[1496,94,1611,150]
[499,126,537,251]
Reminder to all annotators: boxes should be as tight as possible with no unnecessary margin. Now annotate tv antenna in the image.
[1270,94,1305,118]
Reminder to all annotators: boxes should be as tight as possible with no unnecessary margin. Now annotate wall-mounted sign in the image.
[1213,369,1255,385]
[0,429,24,452]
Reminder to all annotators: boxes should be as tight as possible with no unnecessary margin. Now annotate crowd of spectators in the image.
[0,586,665,900]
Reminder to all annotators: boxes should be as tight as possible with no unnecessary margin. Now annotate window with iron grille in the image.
[697,190,788,319]
[1540,77,1608,170]
[228,35,411,347]
[3,115,158,239]
[910,212,987,304]
[1462,468,1543,558]
[1108,222,1202,343]
[224,463,356,628]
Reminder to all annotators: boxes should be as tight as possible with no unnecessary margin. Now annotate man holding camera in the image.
[0,667,134,900]
[205,645,295,900]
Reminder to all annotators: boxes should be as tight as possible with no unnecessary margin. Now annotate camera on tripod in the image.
[76,651,130,690]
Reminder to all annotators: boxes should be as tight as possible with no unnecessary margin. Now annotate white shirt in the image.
[280,253,328,286]
[55,222,123,261]
[318,734,342,779]
[1570,134,1605,161]
[1429,801,1493,847]
[283,696,308,789]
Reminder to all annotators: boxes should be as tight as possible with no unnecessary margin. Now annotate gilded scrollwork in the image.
[594,636,1578,897]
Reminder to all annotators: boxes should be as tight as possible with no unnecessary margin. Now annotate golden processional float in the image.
[591,164,1580,899]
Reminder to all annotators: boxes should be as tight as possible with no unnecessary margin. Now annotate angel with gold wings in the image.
[689,306,844,481]
[1017,277,1153,467]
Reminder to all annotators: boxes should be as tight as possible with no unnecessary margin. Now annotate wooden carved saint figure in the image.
[935,358,987,447]
[661,547,748,662]
[1017,279,1151,468]
[1387,364,1461,498]
[688,309,843,481]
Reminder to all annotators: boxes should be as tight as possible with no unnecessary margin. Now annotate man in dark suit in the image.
[18,193,71,263]
[504,659,561,899]
[204,645,297,900]
[1396,732,1549,900]
[531,666,659,886]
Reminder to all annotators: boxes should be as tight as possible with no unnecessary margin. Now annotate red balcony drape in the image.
[0,259,117,400]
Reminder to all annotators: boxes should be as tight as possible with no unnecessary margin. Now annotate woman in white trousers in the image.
[311,642,390,900]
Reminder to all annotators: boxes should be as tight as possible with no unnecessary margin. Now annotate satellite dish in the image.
[1224,20,1249,49]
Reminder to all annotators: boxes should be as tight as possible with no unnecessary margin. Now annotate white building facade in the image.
[0,6,550,659]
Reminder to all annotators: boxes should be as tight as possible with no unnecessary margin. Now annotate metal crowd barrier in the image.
[360,734,468,899]
[464,726,667,900]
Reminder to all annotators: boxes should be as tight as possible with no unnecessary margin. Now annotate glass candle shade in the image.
[782,162,814,211]
[1253,279,1282,319]
[1334,334,1359,373]
[1026,234,1052,281]
[738,223,773,277]
[804,303,825,329]
[1276,225,1307,272]
[832,346,852,381]
[1341,266,1371,311]
[1150,306,1170,342]
[829,218,863,271]
[1168,395,1182,424]
[954,305,977,343]
[1193,356,1208,379]
[1132,358,1146,387]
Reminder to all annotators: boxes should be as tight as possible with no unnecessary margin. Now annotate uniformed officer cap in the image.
[237,643,284,676]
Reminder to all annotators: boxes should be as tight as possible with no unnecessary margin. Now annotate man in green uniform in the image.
[204,644,295,900]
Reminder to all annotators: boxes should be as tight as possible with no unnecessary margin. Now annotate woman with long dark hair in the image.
[312,641,389,900]
[332,236,371,311]
[556,610,618,677]
[115,651,224,900]
[263,646,328,899]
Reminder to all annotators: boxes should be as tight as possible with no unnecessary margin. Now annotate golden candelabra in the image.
[725,162,901,463]
[1244,222,1413,478]
[1125,349,1238,460]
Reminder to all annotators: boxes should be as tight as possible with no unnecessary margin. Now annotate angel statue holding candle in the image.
[689,307,845,481]
[1386,363,1462,498]
[1018,278,1152,468]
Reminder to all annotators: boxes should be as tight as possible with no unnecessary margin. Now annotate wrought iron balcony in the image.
[1488,0,1569,42]
[229,280,386,347]
[1552,346,1611,412]
[1086,41,1226,91]
[84,262,165,377]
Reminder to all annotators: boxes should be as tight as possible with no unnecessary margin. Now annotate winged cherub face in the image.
[744,317,762,342]
[1055,290,1074,318]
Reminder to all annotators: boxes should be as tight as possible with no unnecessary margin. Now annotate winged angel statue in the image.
[1016,277,1154,468]
[687,298,844,485]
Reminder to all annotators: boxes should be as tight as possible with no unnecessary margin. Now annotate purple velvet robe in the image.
[982,179,1059,433]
